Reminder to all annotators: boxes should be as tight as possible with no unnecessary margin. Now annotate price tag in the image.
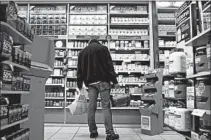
[191,109,206,117]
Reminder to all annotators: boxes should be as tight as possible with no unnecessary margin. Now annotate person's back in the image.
[77,39,120,140]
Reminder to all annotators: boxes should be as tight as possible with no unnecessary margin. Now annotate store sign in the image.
[175,1,192,18]
[141,115,151,130]
[118,36,142,40]
[70,5,107,13]
[30,5,66,14]
[176,18,191,43]
[176,8,190,27]
[76,35,100,40]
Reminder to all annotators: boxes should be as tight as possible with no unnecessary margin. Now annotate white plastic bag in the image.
[67,87,88,115]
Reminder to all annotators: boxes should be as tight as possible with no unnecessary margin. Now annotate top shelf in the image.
[0,22,33,45]
[185,28,211,47]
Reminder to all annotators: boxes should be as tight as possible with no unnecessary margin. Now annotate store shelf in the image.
[110,48,149,51]
[45,107,63,109]
[39,35,67,39]
[110,13,148,16]
[55,56,64,58]
[2,61,29,71]
[45,84,64,86]
[110,23,149,26]
[69,13,107,15]
[112,59,150,62]
[158,19,175,25]
[67,76,77,79]
[45,97,64,99]
[185,28,211,47]
[69,24,107,26]
[55,47,67,50]
[1,90,30,95]
[186,71,211,79]
[68,35,107,40]
[119,83,144,86]
[0,118,28,131]
[67,47,84,50]
[54,66,64,68]
[192,109,211,116]
[97,107,139,110]
[203,4,211,13]
[68,66,77,69]
[66,97,76,100]
[116,71,144,74]
[163,97,186,101]
[50,75,64,77]
[159,46,176,50]
[31,24,67,26]
[110,35,149,41]
[0,21,32,45]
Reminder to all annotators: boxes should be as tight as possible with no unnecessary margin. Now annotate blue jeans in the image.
[87,82,115,135]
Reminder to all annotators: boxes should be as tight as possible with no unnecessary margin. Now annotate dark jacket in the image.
[77,40,118,89]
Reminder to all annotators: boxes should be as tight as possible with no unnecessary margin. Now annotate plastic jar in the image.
[174,108,192,132]
[0,32,13,60]
[207,42,211,70]
[196,77,211,110]
[195,46,208,73]
[168,107,176,128]
[199,127,211,140]
[174,78,187,99]
[169,48,186,74]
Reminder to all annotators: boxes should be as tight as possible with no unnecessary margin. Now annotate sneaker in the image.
[106,133,119,140]
[90,132,98,138]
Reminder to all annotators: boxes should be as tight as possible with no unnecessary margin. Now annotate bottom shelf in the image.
[0,118,29,131]
[164,123,191,140]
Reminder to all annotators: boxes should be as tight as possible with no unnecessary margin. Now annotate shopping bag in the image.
[67,88,88,115]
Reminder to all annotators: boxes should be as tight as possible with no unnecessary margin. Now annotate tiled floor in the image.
[44,125,186,140]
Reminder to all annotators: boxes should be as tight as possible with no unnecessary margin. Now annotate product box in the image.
[186,86,195,109]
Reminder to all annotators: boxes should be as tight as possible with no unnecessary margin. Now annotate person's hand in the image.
[114,83,120,89]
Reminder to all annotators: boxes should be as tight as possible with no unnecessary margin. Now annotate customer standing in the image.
[77,39,120,140]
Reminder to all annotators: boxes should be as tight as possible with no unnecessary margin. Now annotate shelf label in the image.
[118,36,142,40]
[176,18,191,43]
[76,35,100,40]
[176,7,190,27]
[141,115,151,131]
[191,109,206,117]
[175,1,192,18]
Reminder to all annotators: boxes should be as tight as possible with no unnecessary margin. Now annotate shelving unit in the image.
[0,2,33,138]
[15,1,158,124]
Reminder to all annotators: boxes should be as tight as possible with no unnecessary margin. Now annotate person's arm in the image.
[104,47,118,85]
[77,52,83,90]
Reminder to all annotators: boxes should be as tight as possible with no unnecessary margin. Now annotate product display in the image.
[0,32,13,61]
[0,104,29,128]
[46,78,64,85]
[109,29,148,36]
[69,26,107,36]
[45,100,65,107]
[110,40,149,49]
[111,17,149,24]
[1,128,30,140]
[66,81,77,88]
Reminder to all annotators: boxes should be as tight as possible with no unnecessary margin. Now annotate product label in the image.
[176,18,191,43]
[141,115,151,130]
[176,8,190,26]
[187,87,195,109]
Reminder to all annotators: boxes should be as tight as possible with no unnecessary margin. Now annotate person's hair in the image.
[88,39,100,44]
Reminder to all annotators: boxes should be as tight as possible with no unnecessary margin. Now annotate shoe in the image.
[90,132,98,138]
[106,133,119,140]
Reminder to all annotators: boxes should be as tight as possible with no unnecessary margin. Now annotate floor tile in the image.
[160,131,178,135]
[116,128,136,135]
[51,133,74,139]
[72,134,95,140]
[58,127,79,134]
[160,135,185,140]
[44,132,55,139]
[45,127,61,133]
[118,135,141,140]
[77,127,90,134]
[138,134,164,140]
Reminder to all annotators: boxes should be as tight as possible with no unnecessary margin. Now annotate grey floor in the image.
[44,125,187,140]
